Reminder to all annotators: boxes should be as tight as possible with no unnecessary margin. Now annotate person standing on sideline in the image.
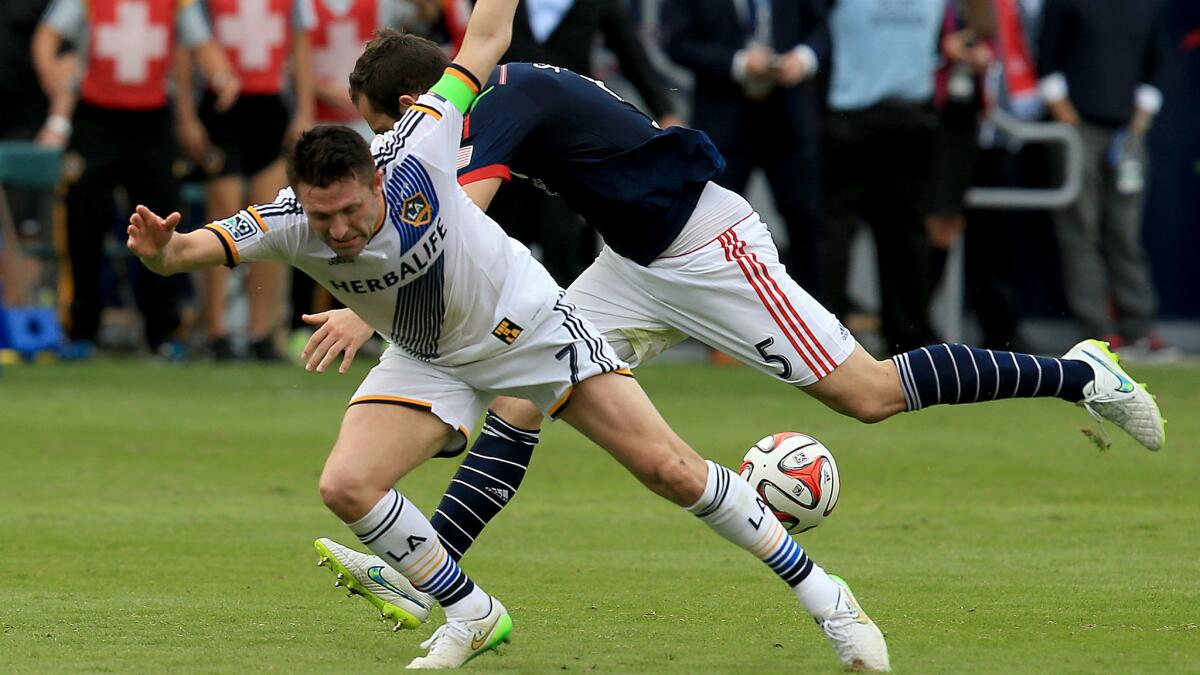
[818,0,946,353]
[32,0,240,358]
[1037,0,1174,357]
[661,0,829,290]
[176,0,315,360]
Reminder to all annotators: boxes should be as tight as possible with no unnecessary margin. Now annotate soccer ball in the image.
[738,432,840,534]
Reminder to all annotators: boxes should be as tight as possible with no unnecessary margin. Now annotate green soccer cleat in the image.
[314,538,434,630]
[1063,339,1165,451]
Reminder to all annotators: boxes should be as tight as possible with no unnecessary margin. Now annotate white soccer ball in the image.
[738,432,841,534]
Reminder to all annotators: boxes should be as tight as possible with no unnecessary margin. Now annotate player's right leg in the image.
[317,350,512,668]
[557,372,890,672]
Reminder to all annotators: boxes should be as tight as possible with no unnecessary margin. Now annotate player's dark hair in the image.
[349,29,451,120]
[286,125,376,189]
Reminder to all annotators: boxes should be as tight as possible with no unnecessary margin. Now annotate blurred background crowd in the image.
[1,0,1198,364]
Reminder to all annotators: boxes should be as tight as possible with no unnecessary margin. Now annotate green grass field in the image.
[1,359,1198,673]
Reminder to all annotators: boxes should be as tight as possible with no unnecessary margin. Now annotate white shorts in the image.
[351,292,627,456]
[566,186,855,386]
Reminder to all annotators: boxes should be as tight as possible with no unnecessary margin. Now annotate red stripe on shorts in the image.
[729,230,837,372]
[719,232,828,377]
[720,230,835,374]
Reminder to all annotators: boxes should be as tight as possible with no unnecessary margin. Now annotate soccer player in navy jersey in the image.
[305,27,1163,661]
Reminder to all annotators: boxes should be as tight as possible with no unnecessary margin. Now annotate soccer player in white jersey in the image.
[125,0,891,670]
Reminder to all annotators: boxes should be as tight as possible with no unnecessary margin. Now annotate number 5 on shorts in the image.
[755,337,792,380]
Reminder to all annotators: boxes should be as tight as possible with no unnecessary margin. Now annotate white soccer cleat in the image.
[314,538,434,630]
[406,596,512,669]
[1063,339,1165,451]
[820,575,890,672]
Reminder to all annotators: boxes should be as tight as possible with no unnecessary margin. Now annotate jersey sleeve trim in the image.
[203,224,240,267]
[246,206,270,232]
[459,164,511,185]
[429,66,481,115]
[409,103,443,120]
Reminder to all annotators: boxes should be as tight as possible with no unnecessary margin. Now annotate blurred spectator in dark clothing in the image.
[33,0,239,357]
[0,0,55,305]
[820,0,946,353]
[2,0,53,140]
[1037,0,1172,354]
[485,0,681,284]
[926,0,1040,349]
[661,0,828,290]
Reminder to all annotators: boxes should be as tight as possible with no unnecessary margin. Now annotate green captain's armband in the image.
[429,64,482,115]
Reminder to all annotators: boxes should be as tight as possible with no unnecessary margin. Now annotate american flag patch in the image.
[456,145,473,170]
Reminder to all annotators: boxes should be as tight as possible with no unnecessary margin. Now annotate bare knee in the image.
[844,398,894,424]
[640,444,707,506]
[808,351,906,424]
[490,396,545,431]
[319,465,388,523]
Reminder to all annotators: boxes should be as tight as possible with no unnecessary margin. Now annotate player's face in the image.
[355,93,402,135]
[297,172,384,258]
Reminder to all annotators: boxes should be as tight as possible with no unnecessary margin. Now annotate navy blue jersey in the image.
[457,62,724,265]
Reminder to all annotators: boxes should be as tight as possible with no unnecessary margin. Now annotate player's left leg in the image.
[625,204,1163,450]
[557,372,889,671]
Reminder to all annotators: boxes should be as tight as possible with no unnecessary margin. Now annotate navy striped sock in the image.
[892,343,1093,410]
[431,411,538,561]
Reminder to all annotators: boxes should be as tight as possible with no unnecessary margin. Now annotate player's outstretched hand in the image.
[301,309,375,374]
[127,205,181,265]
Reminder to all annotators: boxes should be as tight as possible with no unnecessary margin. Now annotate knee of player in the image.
[847,399,892,424]
[489,397,545,431]
[646,450,707,506]
[318,468,378,521]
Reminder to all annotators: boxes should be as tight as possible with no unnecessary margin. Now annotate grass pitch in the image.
[1,358,1198,673]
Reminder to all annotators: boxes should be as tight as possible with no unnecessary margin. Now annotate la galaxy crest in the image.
[401,192,433,227]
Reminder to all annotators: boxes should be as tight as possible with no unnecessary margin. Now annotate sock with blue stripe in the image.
[891,343,1093,410]
[349,488,490,621]
[688,460,841,620]
[431,411,538,561]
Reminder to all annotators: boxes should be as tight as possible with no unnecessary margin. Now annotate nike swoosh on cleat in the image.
[367,566,427,607]
[1084,352,1136,394]
[470,631,490,651]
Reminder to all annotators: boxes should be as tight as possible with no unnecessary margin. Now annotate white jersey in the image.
[205,92,560,365]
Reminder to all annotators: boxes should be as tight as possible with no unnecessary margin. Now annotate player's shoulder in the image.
[371,100,449,168]
[249,186,306,228]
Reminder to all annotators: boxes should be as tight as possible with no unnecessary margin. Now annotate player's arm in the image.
[126,205,229,275]
[462,177,503,211]
[448,0,518,90]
